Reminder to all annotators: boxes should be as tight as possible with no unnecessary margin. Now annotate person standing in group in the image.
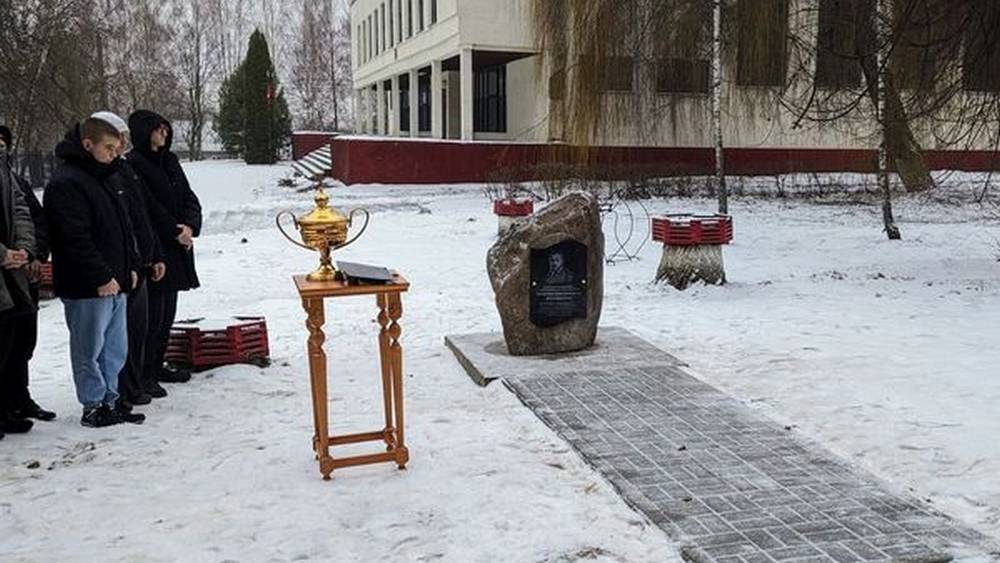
[43,118,145,427]
[90,112,169,408]
[0,125,56,426]
[126,110,202,386]
[0,136,38,438]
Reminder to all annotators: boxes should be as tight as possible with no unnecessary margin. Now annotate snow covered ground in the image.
[2,160,998,562]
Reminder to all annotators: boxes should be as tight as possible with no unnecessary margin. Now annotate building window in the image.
[655,58,710,93]
[891,0,952,91]
[431,0,437,24]
[368,15,373,60]
[418,70,431,132]
[418,0,425,31]
[815,0,862,89]
[964,0,1000,92]
[399,75,411,131]
[382,4,387,52]
[474,65,507,133]
[388,2,393,47]
[357,25,362,64]
[736,0,789,87]
[397,0,403,42]
[600,57,634,93]
[407,0,413,37]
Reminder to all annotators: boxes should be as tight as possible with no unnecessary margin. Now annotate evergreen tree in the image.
[214,62,247,156]
[242,29,291,164]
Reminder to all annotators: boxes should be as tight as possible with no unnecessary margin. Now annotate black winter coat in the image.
[127,110,202,292]
[43,127,140,299]
[113,159,163,272]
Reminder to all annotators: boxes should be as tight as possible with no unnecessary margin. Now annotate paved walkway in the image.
[447,329,995,563]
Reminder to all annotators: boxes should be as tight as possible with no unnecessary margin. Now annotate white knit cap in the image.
[90,111,129,134]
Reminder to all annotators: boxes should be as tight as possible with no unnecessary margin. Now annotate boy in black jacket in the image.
[127,110,202,385]
[44,118,145,427]
[90,112,169,407]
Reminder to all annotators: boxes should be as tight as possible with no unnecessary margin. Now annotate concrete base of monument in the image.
[444,326,687,387]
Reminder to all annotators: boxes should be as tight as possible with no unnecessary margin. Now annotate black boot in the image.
[157,366,191,383]
[1,414,33,434]
[81,405,123,428]
[113,402,146,425]
[13,399,57,422]
[144,381,168,398]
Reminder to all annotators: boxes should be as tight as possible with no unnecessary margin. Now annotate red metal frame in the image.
[652,214,733,246]
[166,316,271,370]
[493,199,534,217]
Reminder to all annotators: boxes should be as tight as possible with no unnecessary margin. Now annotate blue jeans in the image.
[62,294,128,409]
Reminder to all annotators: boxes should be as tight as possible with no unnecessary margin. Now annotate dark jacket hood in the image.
[54,125,116,180]
[129,110,173,157]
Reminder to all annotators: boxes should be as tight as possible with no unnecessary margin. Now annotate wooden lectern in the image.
[294,273,410,480]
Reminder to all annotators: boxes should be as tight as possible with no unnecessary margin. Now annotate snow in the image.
[2,160,999,561]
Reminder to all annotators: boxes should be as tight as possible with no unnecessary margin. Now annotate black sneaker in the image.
[81,406,122,428]
[157,366,191,383]
[13,399,56,422]
[113,404,145,425]
[144,381,168,398]
[1,415,33,434]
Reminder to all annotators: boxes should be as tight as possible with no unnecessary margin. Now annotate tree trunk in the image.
[857,0,934,194]
[874,0,901,240]
[655,245,726,290]
[711,0,727,214]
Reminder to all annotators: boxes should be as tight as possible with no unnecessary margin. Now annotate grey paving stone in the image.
[447,330,993,563]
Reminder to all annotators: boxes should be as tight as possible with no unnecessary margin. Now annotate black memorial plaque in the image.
[529,240,588,327]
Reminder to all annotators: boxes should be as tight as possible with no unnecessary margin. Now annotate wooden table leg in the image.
[376,294,395,449]
[387,293,409,469]
[303,297,333,479]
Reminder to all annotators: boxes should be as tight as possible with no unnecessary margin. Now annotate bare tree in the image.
[173,0,220,160]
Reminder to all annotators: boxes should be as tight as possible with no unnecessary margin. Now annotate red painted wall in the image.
[291,132,336,160]
[325,136,1000,185]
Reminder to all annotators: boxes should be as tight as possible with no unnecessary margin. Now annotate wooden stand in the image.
[294,273,410,480]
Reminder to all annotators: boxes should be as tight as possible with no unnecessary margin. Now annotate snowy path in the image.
[1,161,998,561]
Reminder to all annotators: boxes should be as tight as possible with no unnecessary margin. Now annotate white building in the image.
[350,0,545,142]
[346,0,1000,180]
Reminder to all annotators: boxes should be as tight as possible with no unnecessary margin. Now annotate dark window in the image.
[380,5,385,54]
[418,0,425,31]
[407,0,413,37]
[368,15,373,59]
[397,0,403,42]
[418,71,431,132]
[890,0,953,90]
[431,0,437,24]
[815,0,862,89]
[474,65,507,133]
[736,0,789,87]
[600,57,634,92]
[651,2,710,94]
[399,75,411,131]
[655,58,710,93]
[388,2,394,46]
[964,0,1000,92]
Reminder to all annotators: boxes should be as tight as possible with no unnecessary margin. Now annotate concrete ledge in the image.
[444,326,686,386]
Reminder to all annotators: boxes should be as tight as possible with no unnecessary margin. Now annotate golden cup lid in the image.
[298,189,348,228]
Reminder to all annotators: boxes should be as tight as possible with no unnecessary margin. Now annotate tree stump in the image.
[655,244,726,290]
[651,214,733,290]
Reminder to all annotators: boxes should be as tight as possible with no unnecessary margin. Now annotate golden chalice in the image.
[276,183,370,282]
